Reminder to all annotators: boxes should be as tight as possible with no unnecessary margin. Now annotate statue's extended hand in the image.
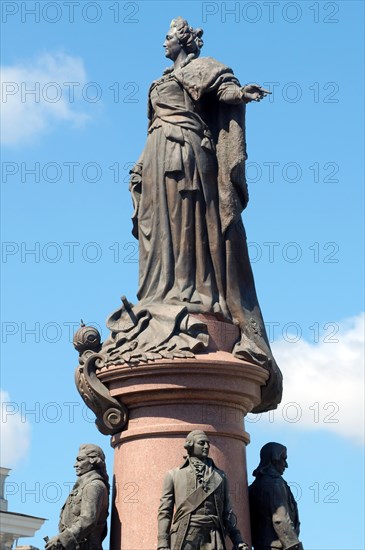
[242,84,271,102]
[45,536,62,549]
[235,543,249,550]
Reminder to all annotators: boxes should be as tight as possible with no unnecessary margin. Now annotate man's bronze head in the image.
[184,430,210,459]
[253,442,288,477]
[74,444,106,477]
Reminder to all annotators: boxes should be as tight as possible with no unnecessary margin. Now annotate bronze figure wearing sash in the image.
[158,431,248,550]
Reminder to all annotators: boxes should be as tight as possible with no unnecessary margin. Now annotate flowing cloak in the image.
[173,57,249,234]
[103,57,282,413]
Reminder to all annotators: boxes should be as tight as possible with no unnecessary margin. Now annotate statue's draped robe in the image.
[104,57,282,412]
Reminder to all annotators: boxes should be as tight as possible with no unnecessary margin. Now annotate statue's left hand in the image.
[45,536,62,549]
[235,543,249,550]
[242,84,271,102]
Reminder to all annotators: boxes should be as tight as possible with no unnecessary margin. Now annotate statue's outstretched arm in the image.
[217,80,271,104]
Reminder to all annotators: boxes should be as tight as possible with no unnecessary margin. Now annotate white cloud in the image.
[248,313,365,445]
[1,52,91,146]
[0,390,31,467]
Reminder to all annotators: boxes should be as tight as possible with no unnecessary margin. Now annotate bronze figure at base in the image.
[44,444,109,550]
[249,443,303,550]
[158,430,249,550]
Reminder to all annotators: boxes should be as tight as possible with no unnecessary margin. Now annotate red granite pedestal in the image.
[98,316,269,550]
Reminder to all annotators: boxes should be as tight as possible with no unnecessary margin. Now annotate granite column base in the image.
[98,349,269,550]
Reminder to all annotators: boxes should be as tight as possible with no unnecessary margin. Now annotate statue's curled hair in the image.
[183,430,209,456]
[170,17,204,58]
[79,444,110,490]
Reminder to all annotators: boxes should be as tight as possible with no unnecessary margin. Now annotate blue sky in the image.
[1,1,364,549]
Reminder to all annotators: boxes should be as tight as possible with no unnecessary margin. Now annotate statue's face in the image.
[191,435,210,460]
[273,449,288,475]
[163,27,182,61]
[74,450,94,476]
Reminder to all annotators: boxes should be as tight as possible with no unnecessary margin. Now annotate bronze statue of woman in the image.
[103,17,282,412]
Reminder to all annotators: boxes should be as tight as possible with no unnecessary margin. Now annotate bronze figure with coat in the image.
[158,430,248,550]
[249,443,303,550]
[45,444,109,550]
